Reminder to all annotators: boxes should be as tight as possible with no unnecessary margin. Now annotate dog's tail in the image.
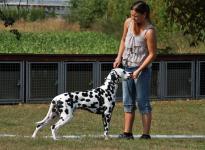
[35,100,55,125]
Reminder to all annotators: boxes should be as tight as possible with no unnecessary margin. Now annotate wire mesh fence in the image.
[150,62,160,98]
[165,62,193,97]
[0,58,205,104]
[0,62,23,103]
[65,63,94,92]
[27,63,58,102]
[0,63,20,99]
[199,61,205,96]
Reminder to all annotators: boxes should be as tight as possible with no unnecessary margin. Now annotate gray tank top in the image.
[122,21,154,67]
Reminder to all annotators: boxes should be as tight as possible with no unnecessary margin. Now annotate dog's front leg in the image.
[102,113,112,140]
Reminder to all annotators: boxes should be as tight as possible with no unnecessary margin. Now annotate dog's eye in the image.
[123,71,126,74]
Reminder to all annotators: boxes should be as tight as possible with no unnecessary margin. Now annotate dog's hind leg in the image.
[32,103,56,138]
[51,112,73,140]
[32,112,57,138]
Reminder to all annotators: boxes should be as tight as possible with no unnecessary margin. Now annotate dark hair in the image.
[131,1,150,21]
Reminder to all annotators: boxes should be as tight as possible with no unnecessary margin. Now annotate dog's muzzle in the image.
[128,72,133,79]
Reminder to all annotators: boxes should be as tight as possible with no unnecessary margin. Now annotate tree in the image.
[165,0,205,46]
[100,0,133,36]
[69,0,108,28]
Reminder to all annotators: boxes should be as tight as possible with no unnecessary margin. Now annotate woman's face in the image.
[130,10,146,25]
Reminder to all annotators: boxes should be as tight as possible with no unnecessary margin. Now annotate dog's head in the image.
[106,68,131,83]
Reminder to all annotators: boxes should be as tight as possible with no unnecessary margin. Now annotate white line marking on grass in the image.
[0,134,205,139]
[0,134,16,137]
[149,135,205,139]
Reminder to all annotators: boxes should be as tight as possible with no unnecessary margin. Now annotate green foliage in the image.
[68,0,182,51]
[27,8,46,21]
[147,0,181,53]
[69,0,108,28]
[69,0,134,31]
[165,0,205,46]
[18,8,29,20]
[68,0,205,53]
[0,1,204,54]
[0,7,55,21]
[0,31,119,54]
[99,0,134,37]
[0,7,19,20]
[105,0,133,24]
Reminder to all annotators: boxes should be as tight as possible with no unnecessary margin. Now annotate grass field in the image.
[0,19,119,54]
[0,19,205,54]
[0,100,205,150]
[0,31,119,54]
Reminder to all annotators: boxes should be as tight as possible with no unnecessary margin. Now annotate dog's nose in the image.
[128,72,133,78]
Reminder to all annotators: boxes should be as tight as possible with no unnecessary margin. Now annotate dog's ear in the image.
[111,73,117,81]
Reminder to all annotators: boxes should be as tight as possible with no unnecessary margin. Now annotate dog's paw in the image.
[53,138,60,141]
[104,136,110,140]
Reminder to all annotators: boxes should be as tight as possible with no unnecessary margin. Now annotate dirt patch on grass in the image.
[0,18,80,32]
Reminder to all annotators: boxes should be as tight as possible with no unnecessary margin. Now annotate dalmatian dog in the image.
[32,68,131,140]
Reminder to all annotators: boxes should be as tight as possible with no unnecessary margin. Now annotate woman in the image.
[113,1,157,139]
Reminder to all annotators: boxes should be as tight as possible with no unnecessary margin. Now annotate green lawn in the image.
[0,100,204,150]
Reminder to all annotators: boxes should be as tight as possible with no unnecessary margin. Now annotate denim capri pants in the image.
[122,66,152,114]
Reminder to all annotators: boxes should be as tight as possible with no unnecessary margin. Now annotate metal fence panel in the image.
[0,62,23,103]
[150,62,160,99]
[27,62,59,102]
[65,63,94,92]
[165,61,193,98]
[1,57,205,104]
[199,61,205,96]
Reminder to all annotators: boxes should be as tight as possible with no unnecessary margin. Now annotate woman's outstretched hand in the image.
[113,57,121,68]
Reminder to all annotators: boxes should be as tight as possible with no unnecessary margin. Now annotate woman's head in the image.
[130,1,150,24]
